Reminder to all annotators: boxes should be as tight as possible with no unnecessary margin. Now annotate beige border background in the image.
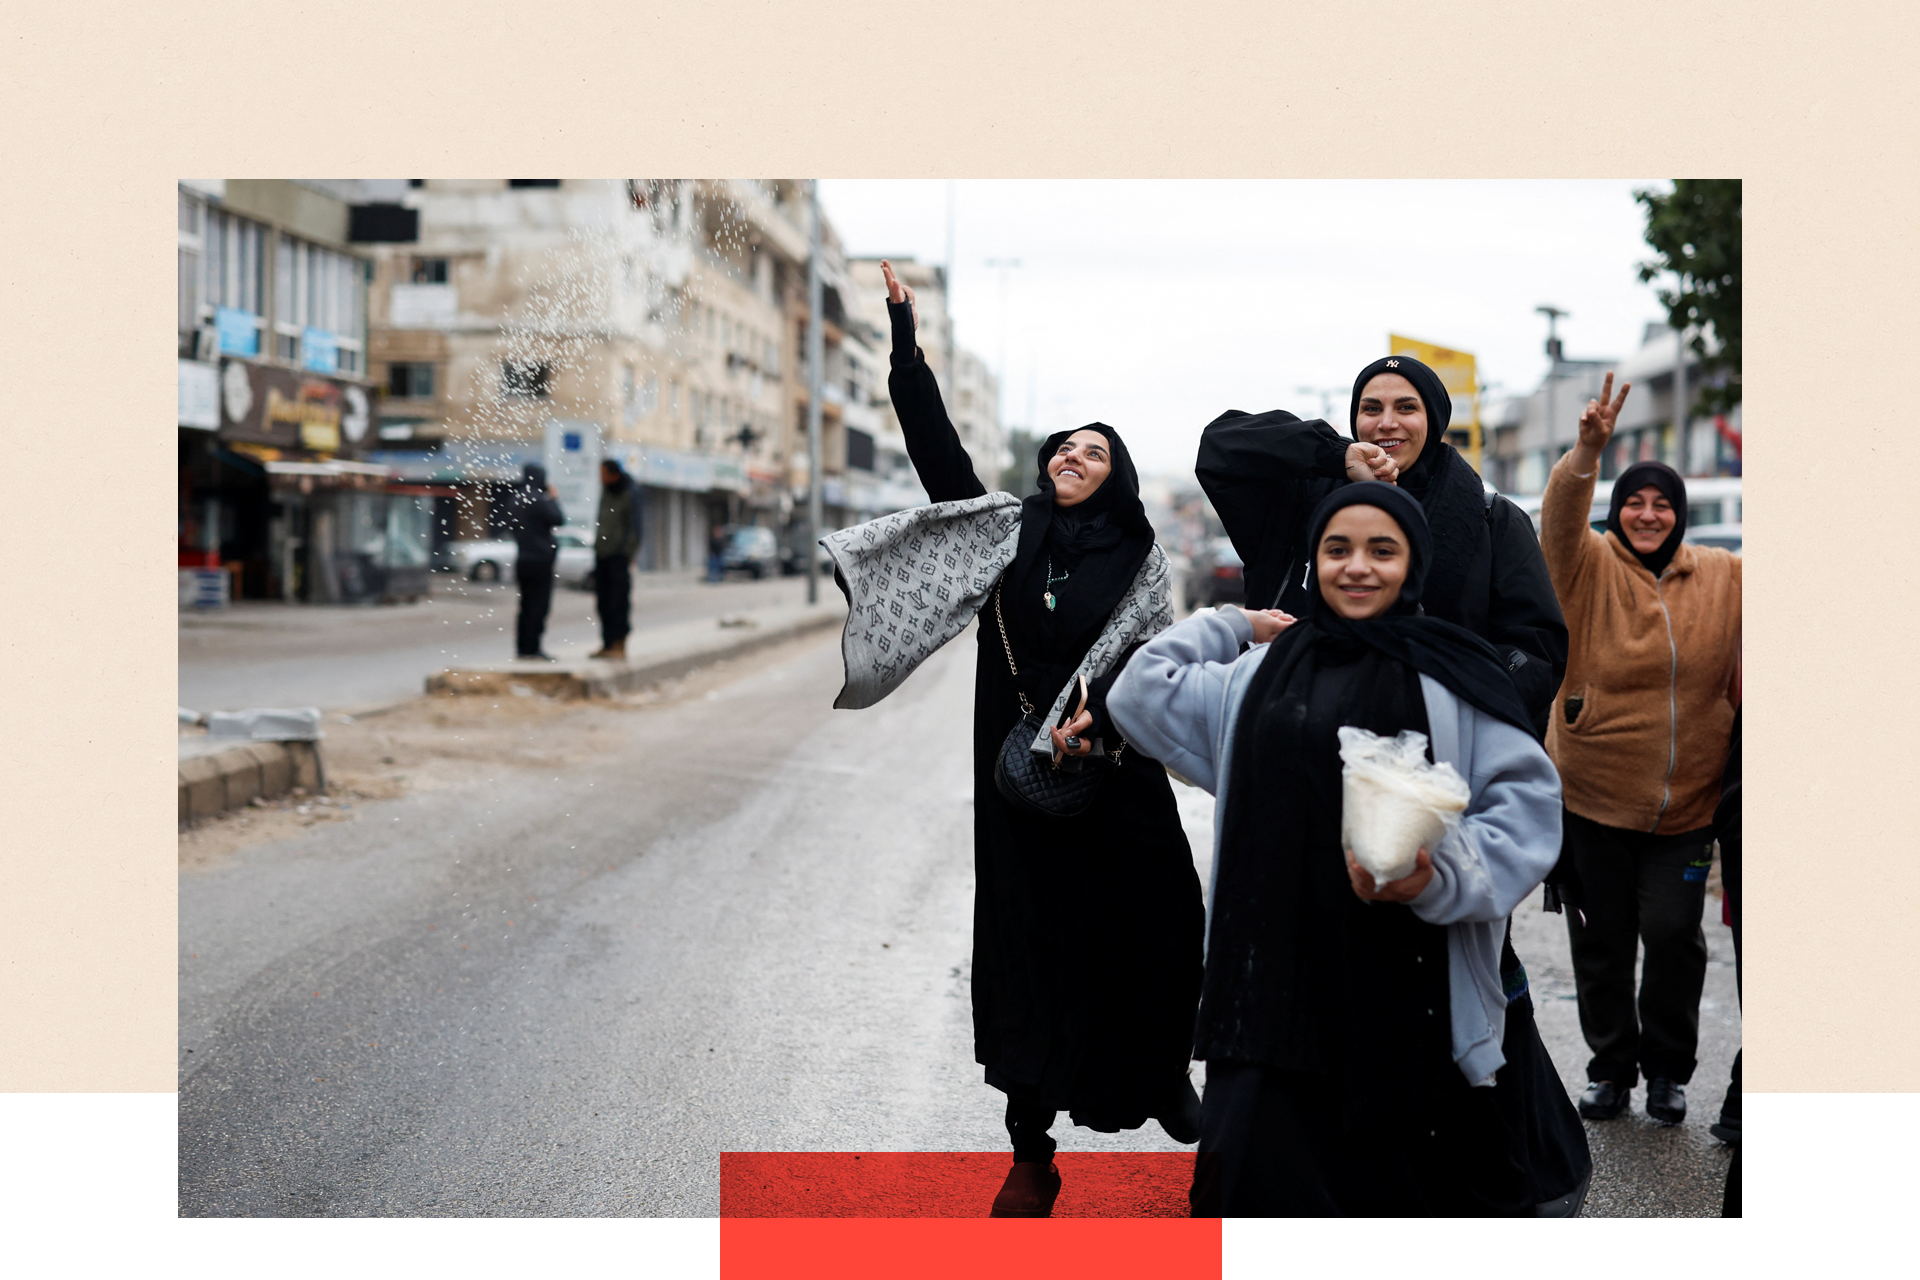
[0,1,1907,1096]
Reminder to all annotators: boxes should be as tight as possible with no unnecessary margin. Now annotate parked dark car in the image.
[720,524,781,579]
[780,537,835,577]
[1184,536,1245,611]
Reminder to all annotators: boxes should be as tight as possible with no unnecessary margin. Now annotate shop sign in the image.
[301,327,339,374]
[178,359,220,429]
[220,361,355,455]
[217,306,260,356]
[341,386,370,444]
[630,446,751,495]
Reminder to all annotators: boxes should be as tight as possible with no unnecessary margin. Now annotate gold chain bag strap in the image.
[988,579,1123,819]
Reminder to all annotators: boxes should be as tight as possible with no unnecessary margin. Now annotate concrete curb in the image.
[424,608,845,701]
[178,741,324,827]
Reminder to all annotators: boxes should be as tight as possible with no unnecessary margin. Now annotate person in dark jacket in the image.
[590,459,643,660]
[880,261,1203,1218]
[510,463,565,660]
[1194,357,1588,1214]
[1715,706,1741,1214]
[1196,358,1566,735]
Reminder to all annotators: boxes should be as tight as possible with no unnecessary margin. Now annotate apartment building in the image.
[176,180,428,605]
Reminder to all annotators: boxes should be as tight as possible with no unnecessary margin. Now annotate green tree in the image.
[999,429,1044,497]
[1635,179,1741,416]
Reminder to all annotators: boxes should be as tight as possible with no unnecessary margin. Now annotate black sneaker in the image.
[1646,1077,1687,1125]
[1710,1115,1741,1145]
[1578,1080,1629,1120]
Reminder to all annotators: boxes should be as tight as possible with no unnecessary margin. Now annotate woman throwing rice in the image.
[1108,483,1562,1216]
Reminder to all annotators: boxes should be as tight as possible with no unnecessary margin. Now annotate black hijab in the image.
[1003,423,1155,669]
[1607,461,1688,578]
[1293,484,1536,737]
[1343,355,1493,626]
[1196,485,1535,1112]
[1349,355,1453,498]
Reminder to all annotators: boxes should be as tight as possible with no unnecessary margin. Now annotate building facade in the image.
[356,179,832,573]
[186,180,1009,596]
[1482,322,1741,496]
[177,180,430,606]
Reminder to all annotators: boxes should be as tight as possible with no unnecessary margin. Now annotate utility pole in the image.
[805,180,824,605]
[985,257,1021,431]
[943,181,956,401]
[1674,324,1690,476]
[1536,305,1568,474]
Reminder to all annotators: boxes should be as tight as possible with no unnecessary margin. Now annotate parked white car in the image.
[446,526,598,586]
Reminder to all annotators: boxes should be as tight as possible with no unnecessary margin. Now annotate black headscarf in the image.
[1349,355,1453,498]
[1341,355,1494,626]
[1196,484,1535,1116]
[1002,423,1155,675]
[1295,485,1536,737]
[1606,460,1688,579]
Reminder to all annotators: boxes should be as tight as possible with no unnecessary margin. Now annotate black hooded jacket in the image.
[511,464,565,562]
[1194,363,1568,734]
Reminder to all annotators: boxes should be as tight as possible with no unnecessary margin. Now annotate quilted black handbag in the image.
[988,581,1123,820]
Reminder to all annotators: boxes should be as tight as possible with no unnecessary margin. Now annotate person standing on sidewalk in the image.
[591,459,642,660]
[1539,373,1741,1127]
[511,463,565,661]
[1713,704,1742,1145]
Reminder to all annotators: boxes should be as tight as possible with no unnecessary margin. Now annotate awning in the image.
[264,459,393,478]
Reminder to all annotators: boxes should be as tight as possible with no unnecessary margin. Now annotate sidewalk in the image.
[179,570,848,819]
[424,594,846,700]
[180,569,842,715]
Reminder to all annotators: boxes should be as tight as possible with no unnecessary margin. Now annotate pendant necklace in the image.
[1044,557,1069,611]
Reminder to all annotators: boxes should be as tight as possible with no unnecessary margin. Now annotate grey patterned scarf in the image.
[822,493,1174,757]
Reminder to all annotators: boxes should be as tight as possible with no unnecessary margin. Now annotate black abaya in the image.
[1194,368,1588,1209]
[888,306,1203,1126]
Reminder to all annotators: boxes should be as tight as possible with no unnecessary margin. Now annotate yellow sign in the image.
[265,384,343,454]
[1389,333,1482,472]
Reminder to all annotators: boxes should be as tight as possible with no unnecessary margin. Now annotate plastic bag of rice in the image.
[1337,726,1470,892]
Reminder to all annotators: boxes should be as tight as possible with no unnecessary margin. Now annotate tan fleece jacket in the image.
[1539,455,1741,834]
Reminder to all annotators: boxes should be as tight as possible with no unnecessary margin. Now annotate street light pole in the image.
[985,257,1021,444]
[1674,324,1690,476]
[805,180,825,606]
[1536,305,1569,478]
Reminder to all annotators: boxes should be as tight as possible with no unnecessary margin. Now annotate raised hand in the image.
[1345,441,1399,485]
[1576,372,1631,451]
[880,259,918,331]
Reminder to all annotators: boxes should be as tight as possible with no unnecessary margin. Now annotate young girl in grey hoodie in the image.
[1108,483,1564,1216]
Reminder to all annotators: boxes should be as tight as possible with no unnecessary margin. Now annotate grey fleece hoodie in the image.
[1106,607,1562,1087]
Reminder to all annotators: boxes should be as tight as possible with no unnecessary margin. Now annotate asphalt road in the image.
[177,570,820,714]
[177,624,1736,1217]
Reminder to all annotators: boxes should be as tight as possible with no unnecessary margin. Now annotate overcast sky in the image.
[816,179,1672,477]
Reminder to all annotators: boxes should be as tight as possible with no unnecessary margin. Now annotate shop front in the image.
[180,356,431,604]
